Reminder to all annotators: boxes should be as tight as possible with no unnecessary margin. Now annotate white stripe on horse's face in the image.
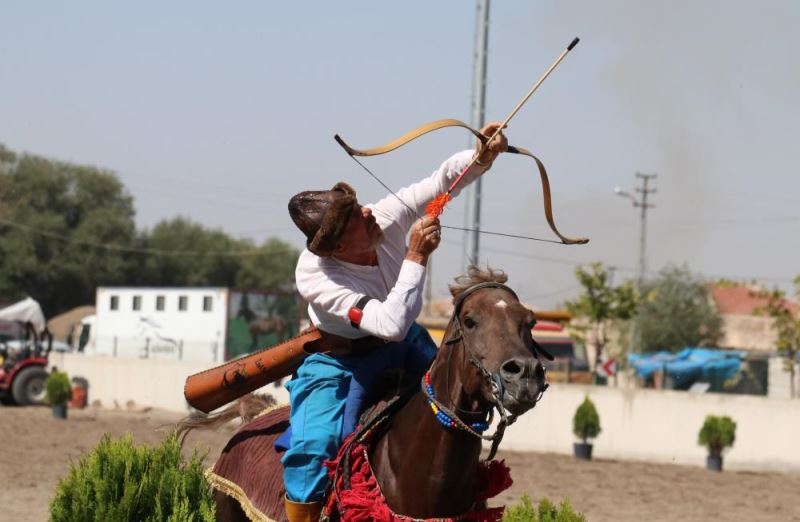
[495,299,508,309]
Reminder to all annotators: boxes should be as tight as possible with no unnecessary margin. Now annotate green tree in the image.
[0,145,16,221]
[637,264,722,353]
[0,143,15,167]
[755,277,800,398]
[0,143,300,316]
[135,217,244,287]
[135,218,298,290]
[235,237,299,290]
[0,148,136,316]
[565,263,637,375]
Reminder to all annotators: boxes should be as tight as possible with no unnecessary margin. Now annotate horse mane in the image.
[448,265,508,300]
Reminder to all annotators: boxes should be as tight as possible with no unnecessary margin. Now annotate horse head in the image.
[441,267,549,420]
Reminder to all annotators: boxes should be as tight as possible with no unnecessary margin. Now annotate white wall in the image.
[94,287,228,363]
[768,356,799,399]
[50,353,800,473]
[499,383,800,472]
[50,352,289,413]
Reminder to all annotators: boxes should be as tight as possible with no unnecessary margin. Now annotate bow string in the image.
[334,118,589,246]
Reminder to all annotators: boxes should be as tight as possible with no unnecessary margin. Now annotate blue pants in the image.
[281,324,436,502]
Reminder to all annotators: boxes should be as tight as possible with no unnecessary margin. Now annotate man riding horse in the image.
[282,122,508,521]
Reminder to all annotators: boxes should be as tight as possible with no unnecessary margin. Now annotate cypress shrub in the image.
[572,396,601,443]
[502,494,586,522]
[49,433,215,522]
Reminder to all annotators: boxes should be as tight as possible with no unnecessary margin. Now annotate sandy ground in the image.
[2,405,799,522]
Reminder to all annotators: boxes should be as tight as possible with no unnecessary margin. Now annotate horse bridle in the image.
[423,282,550,460]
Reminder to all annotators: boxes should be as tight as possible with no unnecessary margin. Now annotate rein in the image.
[422,282,549,460]
[327,282,547,521]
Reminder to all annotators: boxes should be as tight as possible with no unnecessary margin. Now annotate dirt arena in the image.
[2,405,799,522]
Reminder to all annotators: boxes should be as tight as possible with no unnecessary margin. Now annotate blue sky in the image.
[2,1,798,307]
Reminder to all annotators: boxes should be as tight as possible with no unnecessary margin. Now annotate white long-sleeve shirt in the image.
[295,149,487,341]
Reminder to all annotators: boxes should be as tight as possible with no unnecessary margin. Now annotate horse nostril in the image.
[501,358,525,377]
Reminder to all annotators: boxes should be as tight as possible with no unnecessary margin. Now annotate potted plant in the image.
[45,371,72,420]
[698,415,736,471]
[572,396,601,460]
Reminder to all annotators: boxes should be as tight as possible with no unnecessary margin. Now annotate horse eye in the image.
[527,319,536,330]
[464,316,478,329]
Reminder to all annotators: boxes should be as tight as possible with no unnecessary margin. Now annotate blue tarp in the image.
[628,348,746,389]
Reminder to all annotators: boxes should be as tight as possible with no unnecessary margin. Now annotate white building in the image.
[91,287,303,364]
[93,287,228,363]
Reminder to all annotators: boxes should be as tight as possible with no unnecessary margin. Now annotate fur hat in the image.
[288,182,357,256]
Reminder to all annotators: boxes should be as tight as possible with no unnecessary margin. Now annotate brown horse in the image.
[181,267,549,521]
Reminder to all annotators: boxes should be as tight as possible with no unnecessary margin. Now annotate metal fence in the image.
[94,336,221,363]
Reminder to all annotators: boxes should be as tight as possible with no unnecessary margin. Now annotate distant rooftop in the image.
[710,285,799,316]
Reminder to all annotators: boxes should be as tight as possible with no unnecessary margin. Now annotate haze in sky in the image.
[2,1,798,308]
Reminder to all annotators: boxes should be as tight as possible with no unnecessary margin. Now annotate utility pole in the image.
[634,172,657,288]
[463,0,490,269]
[615,173,657,288]
[614,172,657,352]
[427,1,489,316]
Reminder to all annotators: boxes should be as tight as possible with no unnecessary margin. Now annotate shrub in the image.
[45,371,72,406]
[502,494,586,522]
[698,415,736,457]
[49,433,215,522]
[572,396,601,443]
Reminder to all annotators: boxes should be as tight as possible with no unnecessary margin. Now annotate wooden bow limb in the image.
[508,145,589,245]
[334,119,589,246]
[334,118,488,157]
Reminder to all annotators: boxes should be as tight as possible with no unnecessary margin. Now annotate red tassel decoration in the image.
[475,459,514,501]
[325,430,512,521]
[425,192,451,218]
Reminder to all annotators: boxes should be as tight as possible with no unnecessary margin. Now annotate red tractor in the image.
[0,298,52,406]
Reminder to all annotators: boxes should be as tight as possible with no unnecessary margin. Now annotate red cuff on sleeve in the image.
[348,295,372,329]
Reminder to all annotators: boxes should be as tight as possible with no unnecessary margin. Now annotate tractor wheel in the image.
[11,367,49,406]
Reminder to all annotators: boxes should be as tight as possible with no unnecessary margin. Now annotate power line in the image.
[0,218,295,258]
[608,264,796,284]
[444,237,797,285]
[658,215,800,226]
[442,238,611,267]
[2,217,795,284]
[571,215,800,227]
